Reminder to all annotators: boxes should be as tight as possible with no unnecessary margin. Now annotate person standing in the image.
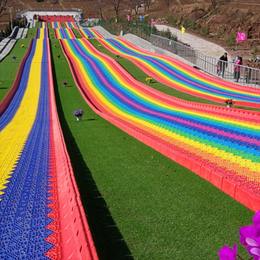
[218,52,228,77]
[234,57,243,82]
[245,64,251,84]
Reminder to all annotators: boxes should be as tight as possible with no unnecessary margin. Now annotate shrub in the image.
[252,45,259,59]
[226,33,236,47]
[216,28,224,39]
[201,24,210,36]
[190,19,197,30]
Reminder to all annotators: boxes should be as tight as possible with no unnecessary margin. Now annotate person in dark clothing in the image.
[217,52,228,77]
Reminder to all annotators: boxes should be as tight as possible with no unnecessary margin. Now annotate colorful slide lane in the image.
[79,28,103,39]
[0,29,98,259]
[50,22,62,29]
[54,28,76,39]
[64,21,77,28]
[99,38,260,108]
[61,38,260,211]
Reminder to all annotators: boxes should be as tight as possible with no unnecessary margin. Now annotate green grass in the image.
[0,36,35,101]
[49,39,254,259]
[72,28,82,39]
[48,28,55,40]
[0,35,255,259]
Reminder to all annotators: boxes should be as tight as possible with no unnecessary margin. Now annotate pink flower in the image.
[219,244,237,260]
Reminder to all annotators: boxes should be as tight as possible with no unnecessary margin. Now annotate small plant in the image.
[171,18,177,26]
[201,24,210,36]
[73,110,84,121]
[161,28,172,39]
[225,99,234,107]
[146,77,153,83]
[196,23,202,33]
[252,46,259,59]
[226,33,236,47]
[190,19,197,30]
[57,54,60,59]
[183,19,190,29]
[61,81,67,87]
[216,28,224,39]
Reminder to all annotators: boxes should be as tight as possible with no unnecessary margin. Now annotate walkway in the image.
[155,25,230,60]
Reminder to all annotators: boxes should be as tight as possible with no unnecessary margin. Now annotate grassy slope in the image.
[50,37,253,259]
[0,28,36,101]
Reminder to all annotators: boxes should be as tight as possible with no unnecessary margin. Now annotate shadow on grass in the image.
[51,53,133,260]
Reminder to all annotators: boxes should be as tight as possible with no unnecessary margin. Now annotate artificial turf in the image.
[49,39,254,259]
[0,29,36,101]
[0,29,256,259]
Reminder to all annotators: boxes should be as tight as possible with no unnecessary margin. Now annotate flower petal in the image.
[219,245,237,260]
[253,210,260,227]
[246,238,259,247]
[250,247,260,256]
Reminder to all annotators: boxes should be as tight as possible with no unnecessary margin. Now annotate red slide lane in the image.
[0,39,34,116]
[46,38,99,259]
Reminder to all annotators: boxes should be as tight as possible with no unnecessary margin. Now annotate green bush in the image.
[201,24,210,36]
[252,45,259,59]
[216,28,224,39]
[226,33,236,47]
[190,19,197,30]
[196,23,201,33]
[183,19,190,29]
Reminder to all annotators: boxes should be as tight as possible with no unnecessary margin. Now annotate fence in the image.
[84,19,155,41]
[151,34,260,89]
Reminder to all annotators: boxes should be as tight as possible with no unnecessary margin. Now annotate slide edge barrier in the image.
[0,38,34,117]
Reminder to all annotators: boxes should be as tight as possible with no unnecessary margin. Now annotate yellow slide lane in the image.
[0,40,43,198]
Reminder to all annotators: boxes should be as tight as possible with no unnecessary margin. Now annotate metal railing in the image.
[151,34,260,89]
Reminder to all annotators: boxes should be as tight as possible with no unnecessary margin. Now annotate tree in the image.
[127,0,142,14]
[0,0,8,16]
[108,0,124,19]
[210,0,217,8]
[143,0,152,11]
[94,0,107,18]
[164,0,173,9]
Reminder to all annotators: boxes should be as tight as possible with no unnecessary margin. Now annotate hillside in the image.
[1,0,260,63]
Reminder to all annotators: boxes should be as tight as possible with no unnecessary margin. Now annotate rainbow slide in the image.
[50,22,62,29]
[79,28,103,39]
[0,29,98,259]
[60,38,260,211]
[54,28,76,39]
[99,38,260,108]
[64,21,77,28]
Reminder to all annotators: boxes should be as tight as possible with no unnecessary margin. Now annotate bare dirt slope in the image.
[1,0,260,65]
